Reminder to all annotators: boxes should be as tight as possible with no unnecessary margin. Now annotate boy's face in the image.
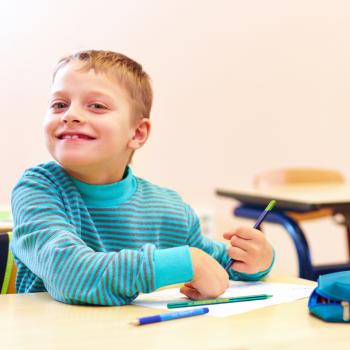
[44,61,150,183]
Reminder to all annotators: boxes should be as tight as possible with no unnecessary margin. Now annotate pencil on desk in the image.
[167,294,272,308]
[131,307,209,326]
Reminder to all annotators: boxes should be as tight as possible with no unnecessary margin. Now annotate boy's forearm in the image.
[13,234,174,305]
[12,227,155,304]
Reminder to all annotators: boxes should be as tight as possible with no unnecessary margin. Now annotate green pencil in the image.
[167,294,273,309]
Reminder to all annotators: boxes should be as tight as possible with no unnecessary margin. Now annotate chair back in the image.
[254,168,345,190]
[0,232,16,294]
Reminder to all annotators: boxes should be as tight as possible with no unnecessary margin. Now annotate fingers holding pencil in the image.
[223,200,276,274]
[223,226,261,241]
[224,227,274,274]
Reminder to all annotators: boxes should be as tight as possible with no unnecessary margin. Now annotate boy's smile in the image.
[44,61,150,184]
[56,130,97,141]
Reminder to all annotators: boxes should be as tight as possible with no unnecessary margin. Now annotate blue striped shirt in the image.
[11,162,272,305]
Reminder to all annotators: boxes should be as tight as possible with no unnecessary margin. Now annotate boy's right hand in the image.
[180,247,229,300]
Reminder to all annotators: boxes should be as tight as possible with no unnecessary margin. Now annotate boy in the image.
[11,50,274,305]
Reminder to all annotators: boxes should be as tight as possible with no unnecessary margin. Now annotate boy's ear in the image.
[129,118,151,150]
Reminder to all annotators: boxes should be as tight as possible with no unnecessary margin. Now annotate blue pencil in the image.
[224,200,276,271]
[131,307,209,326]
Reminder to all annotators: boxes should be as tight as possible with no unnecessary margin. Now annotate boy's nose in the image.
[61,106,85,124]
[62,115,81,124]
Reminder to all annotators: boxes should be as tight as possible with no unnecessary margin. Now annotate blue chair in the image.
[0,232,16,294]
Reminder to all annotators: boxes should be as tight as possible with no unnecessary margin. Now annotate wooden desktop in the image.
[0,221,12,233]
[0,276,349,350]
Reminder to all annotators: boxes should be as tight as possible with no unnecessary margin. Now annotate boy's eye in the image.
[89,103,107,110]
[50,102,67,110]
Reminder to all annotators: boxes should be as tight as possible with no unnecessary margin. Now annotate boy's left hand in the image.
[223,226,274,274]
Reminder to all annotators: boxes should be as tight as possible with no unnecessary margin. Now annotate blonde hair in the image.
[53,50,153,119]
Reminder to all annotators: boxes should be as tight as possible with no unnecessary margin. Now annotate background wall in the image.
[1,0,350,275]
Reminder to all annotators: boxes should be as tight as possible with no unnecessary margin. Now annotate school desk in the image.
[216,184,350,281]
[0,276,348,350]
[0,221,12,233]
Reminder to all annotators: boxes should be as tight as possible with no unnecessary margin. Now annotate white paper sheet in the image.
[133,281,315,317]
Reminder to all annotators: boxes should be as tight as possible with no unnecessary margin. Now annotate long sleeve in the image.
[184,204,274,281]
[11,170,193,305]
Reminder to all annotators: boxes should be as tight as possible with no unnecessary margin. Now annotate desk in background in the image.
[0,276,349,350]
[0,221,12,233]
[217,184,350,280]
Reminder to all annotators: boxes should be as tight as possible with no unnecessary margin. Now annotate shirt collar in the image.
[69,166,137,207]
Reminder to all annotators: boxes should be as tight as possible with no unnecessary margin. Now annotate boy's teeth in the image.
[62,134,79,139]
[60,133,94,140]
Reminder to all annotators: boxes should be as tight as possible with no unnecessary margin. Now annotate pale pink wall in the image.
[1,0,349,275]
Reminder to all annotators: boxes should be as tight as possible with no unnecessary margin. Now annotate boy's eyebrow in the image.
[49,90,116,102]
[85,90,116,102]
[49,90,65,98]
